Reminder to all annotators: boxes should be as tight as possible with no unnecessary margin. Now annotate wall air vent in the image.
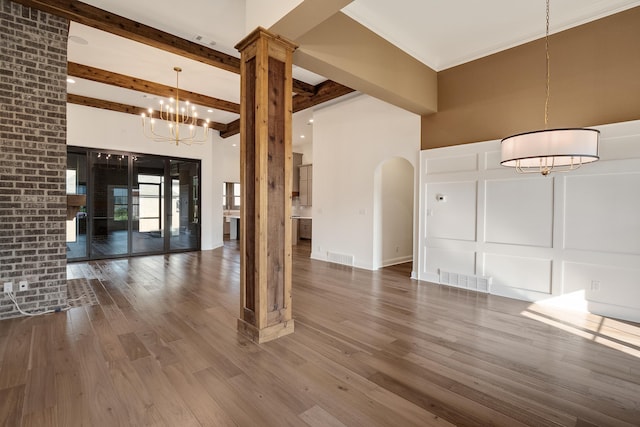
[438,270,492,293]
[327,252,354,267]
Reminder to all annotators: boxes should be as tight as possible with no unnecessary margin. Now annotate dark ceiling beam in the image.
[292,79,316,97]
[67,64,352,139]
[16,0,240,72]
[68,78,354,139]
[67,93,229,132]
[292,79,354,112]
[220,80,355,138]
[219,118,241,139]
[12,0,318,96]
[68,62,240,114]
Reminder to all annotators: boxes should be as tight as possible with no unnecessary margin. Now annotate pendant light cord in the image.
[544,0,550,128]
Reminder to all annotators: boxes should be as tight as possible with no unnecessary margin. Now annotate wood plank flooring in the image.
[1,241,639,426]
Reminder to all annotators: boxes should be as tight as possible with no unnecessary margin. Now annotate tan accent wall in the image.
[422,6,640,149]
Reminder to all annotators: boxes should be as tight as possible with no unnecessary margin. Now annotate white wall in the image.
[418,119,640,323]
[219,138,241,184]
[312,94,420,270]
[67,104,239,251]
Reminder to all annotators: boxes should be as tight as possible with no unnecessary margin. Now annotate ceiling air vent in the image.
[192,35,216,47]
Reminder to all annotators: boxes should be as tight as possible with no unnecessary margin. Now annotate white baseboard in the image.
[310,251,326,262]
[587,301,640,324]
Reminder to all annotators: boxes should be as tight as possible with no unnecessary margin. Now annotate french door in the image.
[66,148,200,260]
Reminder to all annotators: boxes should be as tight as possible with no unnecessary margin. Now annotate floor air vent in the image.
[438,270,492,293]
[327,252,354,266]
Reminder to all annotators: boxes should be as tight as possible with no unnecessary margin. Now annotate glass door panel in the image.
[66,151,88,259]
[169,159,200,251]
[67,147,201,260]
[91,152,129,257]
[132,155,165,254]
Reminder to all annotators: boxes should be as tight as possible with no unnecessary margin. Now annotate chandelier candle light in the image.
[141,67,210,146]
[500,0,599,176]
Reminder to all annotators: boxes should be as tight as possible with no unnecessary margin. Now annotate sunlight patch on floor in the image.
[521,295,640,359]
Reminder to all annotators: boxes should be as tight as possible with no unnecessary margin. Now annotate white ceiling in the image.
[66,0,640,147]
[343,0,640,71]
[80,0,247,58]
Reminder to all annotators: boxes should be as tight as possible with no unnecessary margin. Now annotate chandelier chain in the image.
[544,0,550,128]
[500,0,600,176]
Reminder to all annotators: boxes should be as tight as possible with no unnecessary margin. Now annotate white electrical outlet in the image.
[19,280,28,291]
[3,282,13,293]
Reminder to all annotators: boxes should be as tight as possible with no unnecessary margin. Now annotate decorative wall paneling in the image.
[419,119,640,323]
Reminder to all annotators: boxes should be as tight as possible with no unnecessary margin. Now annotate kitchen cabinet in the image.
[299,218,312,240]
[299,164,312,206]
[292,218,298,245]
[292,152,303,194]
[224,213,240,240]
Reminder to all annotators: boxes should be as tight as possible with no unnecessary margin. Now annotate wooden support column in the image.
[236,28,297,343]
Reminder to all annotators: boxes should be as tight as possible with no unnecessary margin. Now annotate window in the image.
[233,183,240,208]
[135,174,163,232]
[223,182,241,210]
[66,169,77,194]
[113,187,128,221]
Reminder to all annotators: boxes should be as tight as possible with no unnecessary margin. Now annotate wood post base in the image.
[237,318,295,344]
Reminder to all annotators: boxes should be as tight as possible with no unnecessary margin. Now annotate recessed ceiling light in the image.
[68,35,88,45]
[232,143,237,147]
[66,78,76,84]
[300,135,305,139]
[207,109,213,113]
[308,119,313,124]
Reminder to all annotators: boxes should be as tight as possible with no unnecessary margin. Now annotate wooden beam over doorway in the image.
[220,79,355,138]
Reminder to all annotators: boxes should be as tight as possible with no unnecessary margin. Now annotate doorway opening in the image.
[373,157,414,273]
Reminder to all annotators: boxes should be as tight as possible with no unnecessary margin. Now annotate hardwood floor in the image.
[1,242,639,426]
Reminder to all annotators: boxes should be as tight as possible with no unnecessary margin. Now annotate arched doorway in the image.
[373,157,414,272]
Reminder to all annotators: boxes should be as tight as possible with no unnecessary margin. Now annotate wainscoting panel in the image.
[485,177,554,248]
[484,253,552,294]
[564,173,640,255]
[426,181,477,241]
[424,247,476,276]
[420,120,640,323]
[426,154,478,175]
[484,150,503,170]
[563,261,640,310]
